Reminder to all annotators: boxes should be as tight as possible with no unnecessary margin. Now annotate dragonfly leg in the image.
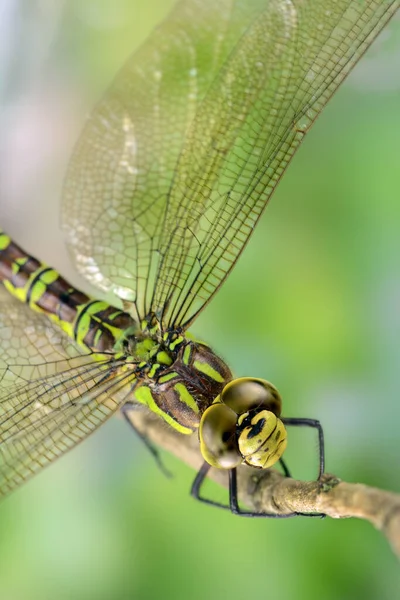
[121,402,173,478]
[228,468,296,518]
[228,469,325,518]
[191,463,324,518]
[190,461,232,511]
[279,457,291,478]
[281,417,325,480]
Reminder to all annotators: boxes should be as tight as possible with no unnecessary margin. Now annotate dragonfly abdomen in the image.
[0,230,137,352]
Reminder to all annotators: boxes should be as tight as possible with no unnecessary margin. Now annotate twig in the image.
[125,408,400,559]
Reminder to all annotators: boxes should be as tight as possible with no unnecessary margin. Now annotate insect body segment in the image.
[0,230,138,353]
[199,378,287,470]
[0,228,233,438]
[135,340,233,434]
[0,0,398,515]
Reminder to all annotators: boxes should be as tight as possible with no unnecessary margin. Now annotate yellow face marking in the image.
[193,360,224,383]
[237,410,288,469]
[134,385,192,435]
[174,383,200,414]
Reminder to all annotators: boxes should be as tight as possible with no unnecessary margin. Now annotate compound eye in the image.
[221,378,282,416]
[237,410,287,469]
[199,403,242,469]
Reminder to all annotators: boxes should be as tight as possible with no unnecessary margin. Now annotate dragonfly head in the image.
[199,378,287,470]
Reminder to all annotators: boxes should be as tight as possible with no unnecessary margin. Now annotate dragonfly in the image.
[0,0,398,517]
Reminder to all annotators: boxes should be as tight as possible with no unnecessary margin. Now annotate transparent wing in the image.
[63,0,263,319]
[0,287,135,498]
[153,0,399,327]
[63,0,399,328]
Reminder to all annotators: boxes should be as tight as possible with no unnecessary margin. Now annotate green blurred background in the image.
[0,1,399,598]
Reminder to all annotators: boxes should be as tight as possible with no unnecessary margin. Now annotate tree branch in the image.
[125,408,400,559]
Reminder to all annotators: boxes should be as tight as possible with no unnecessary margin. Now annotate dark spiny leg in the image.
[121,402,172,478]
[279,457,291,478]
[228,468,298,518]
[191,462,325,518]
[191,463,291,515]
[229,469,325,518]
[190,461,232,510]
[282,417,325,479]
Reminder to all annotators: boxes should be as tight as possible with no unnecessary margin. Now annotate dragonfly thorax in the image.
[133,335,233,435]
[111,313,174,369]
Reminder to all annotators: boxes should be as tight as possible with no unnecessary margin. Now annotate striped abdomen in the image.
[0,231,137,352]
[0,230,233,436]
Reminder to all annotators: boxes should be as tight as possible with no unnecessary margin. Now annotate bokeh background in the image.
[0,1,400,598]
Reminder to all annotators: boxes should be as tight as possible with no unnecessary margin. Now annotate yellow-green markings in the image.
[113,325,139,353]
[0,231,135,353]
[156,350,172,366]
[148,363,160,378]
[93,327,104,349]
[0,232,10,250]
[134,337,157,360]
[193,360,225,383]
[11,256,28,274]
[74,300,124,347]
[169,335,184,351]
[158,372,179,383]
[134,385,192,435]
[0,229,226,437]
[174,383,199,416]
[182,344,191,365]
[3,262,54,306]
[29,268,59,307]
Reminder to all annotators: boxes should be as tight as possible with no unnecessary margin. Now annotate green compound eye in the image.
[199,403,242,469]
[237,410,287,469]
